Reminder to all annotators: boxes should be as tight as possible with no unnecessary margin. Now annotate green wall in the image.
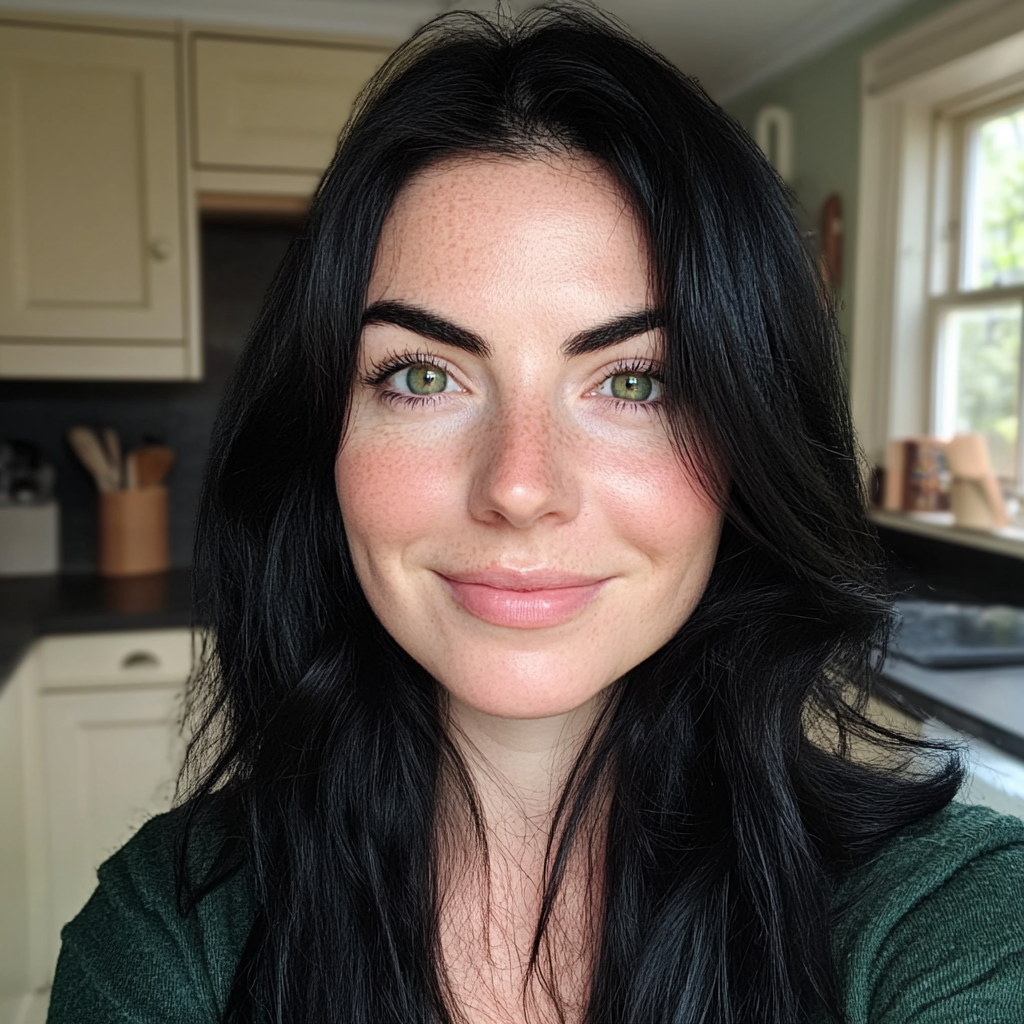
[726,0,960,347]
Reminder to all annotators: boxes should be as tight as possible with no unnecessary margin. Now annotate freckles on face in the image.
[336,155,724,720]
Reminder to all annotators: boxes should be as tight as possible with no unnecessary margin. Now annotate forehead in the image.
[367,154,652,314]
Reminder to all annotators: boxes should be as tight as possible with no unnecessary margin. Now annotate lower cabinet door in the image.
[40,685,185,975]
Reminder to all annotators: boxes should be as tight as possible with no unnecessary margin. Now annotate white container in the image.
[0,502,59,575]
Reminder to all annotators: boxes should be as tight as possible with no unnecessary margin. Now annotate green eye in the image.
[405,364,448,395]
[609,372,654,401]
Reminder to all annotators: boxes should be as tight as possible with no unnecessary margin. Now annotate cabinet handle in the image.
[121,650,160,670]
[149,238,172,261]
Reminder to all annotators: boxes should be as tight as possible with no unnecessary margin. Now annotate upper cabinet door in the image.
[0,25,186,343]
[193,37,389,173]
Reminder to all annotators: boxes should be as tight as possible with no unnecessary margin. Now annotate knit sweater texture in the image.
[46,800,1024,1023]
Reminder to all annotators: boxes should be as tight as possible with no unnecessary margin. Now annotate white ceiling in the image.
[0,0,918,99]
[597,0,916,99]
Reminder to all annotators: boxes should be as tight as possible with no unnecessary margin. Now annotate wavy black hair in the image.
[181,6,961,1022]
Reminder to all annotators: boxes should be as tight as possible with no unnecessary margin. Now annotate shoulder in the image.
[833,802,1024,1024]
[47,798,253,1024]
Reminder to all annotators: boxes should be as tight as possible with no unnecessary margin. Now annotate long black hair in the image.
[181,6,961,1022]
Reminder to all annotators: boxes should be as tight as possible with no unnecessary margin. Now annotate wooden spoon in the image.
[67,427,118,493]
[102,427,123,490]
[125,450,139,490]
[134,445,175,488]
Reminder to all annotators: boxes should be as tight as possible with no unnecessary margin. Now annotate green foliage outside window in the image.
[970,110,1024,288]
[947,306,1020,478]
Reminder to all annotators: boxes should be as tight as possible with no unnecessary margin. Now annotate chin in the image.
[434,653,617,720]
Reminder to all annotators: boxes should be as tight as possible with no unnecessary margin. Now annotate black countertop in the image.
[0,569,192,684]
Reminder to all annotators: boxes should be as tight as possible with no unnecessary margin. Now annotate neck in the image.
[446,694,605,831]
[439,694,608,1024]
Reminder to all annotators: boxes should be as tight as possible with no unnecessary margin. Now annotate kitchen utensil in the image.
[68,427,119,493]
[102,428,123,490]
[125,450,139,491]
[134,445,175,488]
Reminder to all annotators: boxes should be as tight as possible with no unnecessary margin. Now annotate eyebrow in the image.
[362,300,490,357]
[563,309,665,357]
[361,300,664,359]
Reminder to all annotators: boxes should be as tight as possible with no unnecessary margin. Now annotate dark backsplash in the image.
[0,220,297,571]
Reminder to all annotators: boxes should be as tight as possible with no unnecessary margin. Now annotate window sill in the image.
[869,509,1024,561]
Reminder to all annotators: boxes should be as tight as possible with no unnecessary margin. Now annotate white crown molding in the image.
[715,0,916,103]
[0,0,442,39]
[864,0,1024,94]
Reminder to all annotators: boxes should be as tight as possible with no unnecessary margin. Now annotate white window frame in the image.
[851,0,1024,470]
[930,96,1024,485]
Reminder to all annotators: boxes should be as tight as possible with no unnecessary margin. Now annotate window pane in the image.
[963,107,1024,290]
[936,304,1021,479]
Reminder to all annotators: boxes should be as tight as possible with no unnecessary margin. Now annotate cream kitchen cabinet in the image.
[0,20,199,380]
[193,35,389,176]
[0,629,192,1024]
[0,11,394,382]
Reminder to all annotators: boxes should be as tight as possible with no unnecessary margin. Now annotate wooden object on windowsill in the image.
[944,433,1008,529]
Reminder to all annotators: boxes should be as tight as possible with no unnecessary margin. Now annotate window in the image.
[932,102,1024,485]
[851,0,1024,499]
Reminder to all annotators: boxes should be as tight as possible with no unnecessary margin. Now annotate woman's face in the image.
[336,155,723,720]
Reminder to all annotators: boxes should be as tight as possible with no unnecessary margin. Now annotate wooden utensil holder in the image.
[98,486,169,578]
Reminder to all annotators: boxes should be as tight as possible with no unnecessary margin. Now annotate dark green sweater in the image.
[47,801,1024,1023]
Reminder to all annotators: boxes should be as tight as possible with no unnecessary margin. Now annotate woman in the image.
[48,6,1023,1024]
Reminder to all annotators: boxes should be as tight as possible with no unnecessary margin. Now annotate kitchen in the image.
[2,0,1024,1021]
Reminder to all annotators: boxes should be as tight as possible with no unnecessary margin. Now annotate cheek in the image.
[593,436,720,562]
[335,428,461,560]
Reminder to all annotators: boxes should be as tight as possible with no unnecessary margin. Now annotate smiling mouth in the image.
[437,570,610,629]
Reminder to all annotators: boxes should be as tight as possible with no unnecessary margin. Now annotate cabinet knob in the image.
[149,238,172,261]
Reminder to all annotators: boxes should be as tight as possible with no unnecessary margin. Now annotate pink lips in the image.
[438,568,609,629]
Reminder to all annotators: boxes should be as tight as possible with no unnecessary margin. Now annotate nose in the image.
[468,401,580,528]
